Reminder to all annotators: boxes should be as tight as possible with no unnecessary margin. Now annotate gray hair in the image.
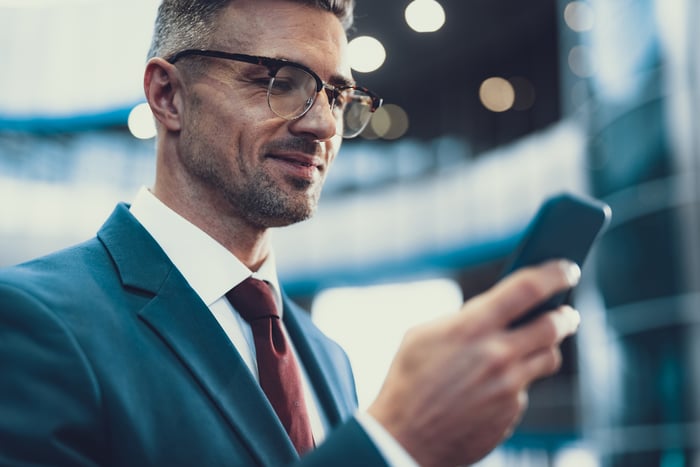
[147,0,355,60]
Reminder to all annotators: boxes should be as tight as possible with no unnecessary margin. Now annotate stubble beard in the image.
[231,168,322,228]
[181,146,322,229]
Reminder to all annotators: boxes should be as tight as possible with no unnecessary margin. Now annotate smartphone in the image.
[500,192,612,328]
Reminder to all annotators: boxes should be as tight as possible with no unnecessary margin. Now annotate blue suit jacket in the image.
[0,204,387,466]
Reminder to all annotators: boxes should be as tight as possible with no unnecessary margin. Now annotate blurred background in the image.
[1,0,698,465]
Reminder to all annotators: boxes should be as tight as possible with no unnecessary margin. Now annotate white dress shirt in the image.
[129,187,417,466]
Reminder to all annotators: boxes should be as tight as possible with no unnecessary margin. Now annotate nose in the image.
[288,90,339,141]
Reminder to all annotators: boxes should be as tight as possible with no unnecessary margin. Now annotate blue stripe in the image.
[281,232,523,296]
[0,105,140,133]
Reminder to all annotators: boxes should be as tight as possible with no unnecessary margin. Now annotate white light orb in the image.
[568,45,596,77]
[348,36,386,73]
[128,102,156,139]
[405,0,446,33]
[564,1,595,32]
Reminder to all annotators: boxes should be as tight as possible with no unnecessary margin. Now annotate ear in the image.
[144,58,183,132]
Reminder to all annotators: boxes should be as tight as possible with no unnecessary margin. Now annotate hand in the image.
[367,260,581,467]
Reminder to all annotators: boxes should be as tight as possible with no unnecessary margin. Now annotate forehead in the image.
[211,0,351,80]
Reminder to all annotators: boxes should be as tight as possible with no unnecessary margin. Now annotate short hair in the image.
[147,0,355,60]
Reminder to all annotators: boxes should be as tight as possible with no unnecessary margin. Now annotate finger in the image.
[465,259,581,331]
[501,390,529,440]
[507,305,581,357]
[516,343,564,384]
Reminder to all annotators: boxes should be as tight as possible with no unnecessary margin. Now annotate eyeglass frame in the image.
[165,49,383,137]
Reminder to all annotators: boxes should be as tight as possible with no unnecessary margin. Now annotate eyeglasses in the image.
[166,49,383,139]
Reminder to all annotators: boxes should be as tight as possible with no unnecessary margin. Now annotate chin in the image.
[253,199,318,228]
[280,205,317,226]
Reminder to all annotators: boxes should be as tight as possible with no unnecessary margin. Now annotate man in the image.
[0,0,581,465]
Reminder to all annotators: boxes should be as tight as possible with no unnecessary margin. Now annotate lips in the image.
[266,153,324,181]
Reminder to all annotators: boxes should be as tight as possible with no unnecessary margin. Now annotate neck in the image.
[152,180,272,272]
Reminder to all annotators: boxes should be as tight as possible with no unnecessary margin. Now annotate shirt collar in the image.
[129,187,282,309]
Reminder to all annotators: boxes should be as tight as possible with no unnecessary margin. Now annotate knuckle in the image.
[540,347,563,376]
[488,374,526,413]
[499,373,523,398]
[513,273,548,304]
[399,324,423,350]
[539,318,560,343]
[547,347,563,373]
[511,389,529,415]
[517,390,529,412]
[480,340,515,375]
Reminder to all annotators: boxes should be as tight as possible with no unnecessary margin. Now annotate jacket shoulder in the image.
[0,237,114,297]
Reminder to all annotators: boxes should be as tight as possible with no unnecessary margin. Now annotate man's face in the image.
[175,0,350,228]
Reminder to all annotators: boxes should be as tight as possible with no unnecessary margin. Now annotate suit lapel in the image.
[283,298,357,427]
[97,204,298,466]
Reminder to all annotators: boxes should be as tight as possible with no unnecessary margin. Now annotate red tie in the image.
[226,277,314,455]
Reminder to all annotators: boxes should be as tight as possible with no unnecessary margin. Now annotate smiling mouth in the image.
[281,157,314,167]
[268,153,322,168]
[266,153,323,181]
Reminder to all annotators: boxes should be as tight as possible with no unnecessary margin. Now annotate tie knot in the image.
[226,277,279,323]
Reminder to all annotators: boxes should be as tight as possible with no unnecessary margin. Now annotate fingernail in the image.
[554,307,581,336]
[564,306,581,331]
[560,260,581,287]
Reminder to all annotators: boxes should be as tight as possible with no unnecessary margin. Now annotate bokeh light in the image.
[370,104,410,140]
[570,80,591,109]
[127,102,156,140]
[479,77,515,112]
[564,1,595,33]
[348,36,386,73]
[568,44,596,77]
[509,76,536,111]
[405,0,446,33]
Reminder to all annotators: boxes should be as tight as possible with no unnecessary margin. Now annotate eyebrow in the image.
[275,55,355,88]
[328,73,356,89]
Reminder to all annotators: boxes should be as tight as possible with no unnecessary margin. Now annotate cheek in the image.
[232,118,271,156]
[327,136,342,165]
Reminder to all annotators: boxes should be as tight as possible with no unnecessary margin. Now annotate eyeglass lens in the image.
[268,65,375,138]
[268,66,318,119]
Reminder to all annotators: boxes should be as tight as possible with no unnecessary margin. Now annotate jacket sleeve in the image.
[297,417,389,467]
[0,283,105,467]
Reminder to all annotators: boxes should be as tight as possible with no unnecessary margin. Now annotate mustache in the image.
[262,138,320,157]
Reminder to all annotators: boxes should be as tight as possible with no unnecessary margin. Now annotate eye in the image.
[269,77,295,95]
[253,77,271,87]
[337,88,362,113]
[239,66,270,85]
